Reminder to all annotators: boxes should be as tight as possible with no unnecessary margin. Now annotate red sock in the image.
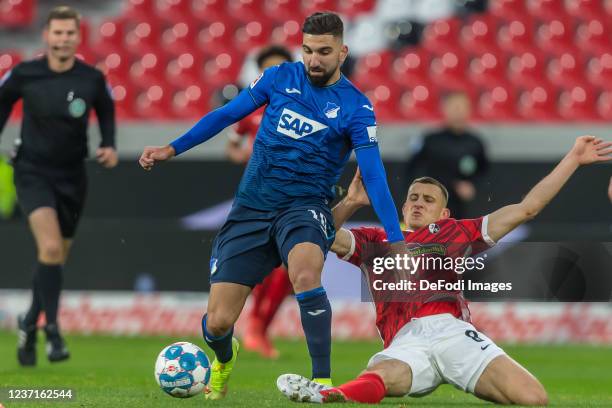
[321,373,386,404]
[259,267,292,329]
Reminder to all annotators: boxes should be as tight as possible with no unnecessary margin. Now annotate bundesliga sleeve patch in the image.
[367,126,378,143]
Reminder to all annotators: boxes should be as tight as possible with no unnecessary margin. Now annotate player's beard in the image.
[306,65,336,87]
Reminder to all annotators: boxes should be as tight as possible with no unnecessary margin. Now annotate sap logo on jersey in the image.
[277,108,328,139]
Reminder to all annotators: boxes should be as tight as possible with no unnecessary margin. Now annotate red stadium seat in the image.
[197,19,237,56]
[193,0,228,23]
[362,82,401,121]
[162,21,198,57]
[399,83,441,121]
[234,20,272,53]
[518,85,558,120]
[391,48,431,88]
[93,19,127,59]
[271,20,303,46]
[135,84,174,119]
[468,51,507,89]
[166,53,204,88]
[106,75,137,119]
[527,0,567,21]
[547,52,586,88]
[352,51,394,88]
[597,91,612,120]
[558,84,598,120]
[536,18,576,56]
[430,51,470,92]
[202,51,243,87]
[97,52,132,81]
[508,50,546,89]
[478,83,518,121]
[228,0,265,23]
[157,0,192,24]
[130,53,167,88]
[566,0,605,21]
[338,0,375,18]
[265,0,304,24]
[123,0,157,21]
[421,18,462,55]
[489,0,527,22]
[460,14,499,55]
[302,0,338,16]
[172,85,209,118]
[576,19,611,57]
[0,50,22,78]
[498,19,536,55]
[125,21,163,57]
[587,53,612,90]
[0,0,35,27]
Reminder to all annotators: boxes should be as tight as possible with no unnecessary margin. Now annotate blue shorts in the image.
[209,203,335,287]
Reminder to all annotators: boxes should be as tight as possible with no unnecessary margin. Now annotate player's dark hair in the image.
[410,177,449,205]
[46,6,81,27]
[302,12,344,38]
[255,45,293,69]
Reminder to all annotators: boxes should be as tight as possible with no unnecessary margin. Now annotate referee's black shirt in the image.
[0,56,115,169]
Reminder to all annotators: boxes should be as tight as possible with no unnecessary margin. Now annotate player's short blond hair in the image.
[46,6,81,27]
[409,177,449,206]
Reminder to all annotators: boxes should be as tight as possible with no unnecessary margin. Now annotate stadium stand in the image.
[1,0,611,121]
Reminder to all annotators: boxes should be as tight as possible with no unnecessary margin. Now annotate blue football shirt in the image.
[236,61,378,210]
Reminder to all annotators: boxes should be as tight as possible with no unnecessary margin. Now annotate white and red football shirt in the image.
[342,217,495,347]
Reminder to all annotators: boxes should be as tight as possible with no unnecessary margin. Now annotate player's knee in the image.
[205,311,235,337]
[39,241,64,263]
[516,384,548,406]
[289,268,321,292]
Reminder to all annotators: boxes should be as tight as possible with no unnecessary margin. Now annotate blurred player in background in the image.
[278,135,612,405]
[407,92,488,219]
[0,6,117,366]
[226,45,295,359]
[140,12,405,399]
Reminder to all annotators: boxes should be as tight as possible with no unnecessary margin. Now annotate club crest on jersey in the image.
[277,108,328,139]
[324,102,340,118]
[428,223,440,234]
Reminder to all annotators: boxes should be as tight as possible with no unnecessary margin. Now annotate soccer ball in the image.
[154,341,211,398]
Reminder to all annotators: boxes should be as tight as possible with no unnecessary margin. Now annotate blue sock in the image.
[201,314,234,363]
[296,287,332,379]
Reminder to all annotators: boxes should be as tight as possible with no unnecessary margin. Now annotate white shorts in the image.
[367,313,506,396]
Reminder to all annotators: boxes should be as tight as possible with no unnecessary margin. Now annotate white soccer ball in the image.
[154,341,211,398]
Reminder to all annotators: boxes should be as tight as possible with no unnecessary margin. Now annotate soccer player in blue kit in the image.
[139,12,404,399]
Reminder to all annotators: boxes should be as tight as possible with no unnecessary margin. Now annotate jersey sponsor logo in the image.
[324,102,340,118]
[277,108,328,139]
[285,87,301,94]
[250,72,264,89]
[367,126,378,143]
[362,104,374,111]
[68,98,86,118]
[405,243,446,257]
[428,223,440,234]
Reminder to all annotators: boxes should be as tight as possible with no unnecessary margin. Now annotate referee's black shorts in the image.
[13,161,87,238]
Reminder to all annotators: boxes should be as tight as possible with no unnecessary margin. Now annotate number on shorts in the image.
[465,329,485,343]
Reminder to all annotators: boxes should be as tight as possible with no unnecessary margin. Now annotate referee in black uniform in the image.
[0,6,117,366]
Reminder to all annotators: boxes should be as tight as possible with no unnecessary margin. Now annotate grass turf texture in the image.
[0,330,611,407]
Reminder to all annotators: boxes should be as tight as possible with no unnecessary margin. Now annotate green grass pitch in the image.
[1,330,611,407]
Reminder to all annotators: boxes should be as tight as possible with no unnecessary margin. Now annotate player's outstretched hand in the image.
[96,147,118,168]
[346,168,370,206]
[139,145,175,171]
[568,135,612,165]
